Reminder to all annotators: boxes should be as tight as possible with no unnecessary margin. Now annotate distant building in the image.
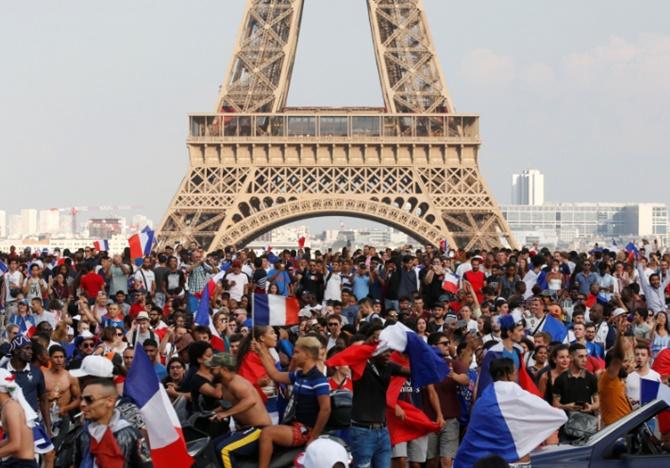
[38,209,60,235]
[20,209,38,237]
[0,210,6,238]
[501,202,669,247]
[88,218,125,239]
[511,169,544,206]
[8,215,22,239]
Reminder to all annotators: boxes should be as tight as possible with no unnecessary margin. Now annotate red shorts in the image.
[291,422,311,446]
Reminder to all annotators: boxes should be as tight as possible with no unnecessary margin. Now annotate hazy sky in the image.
[1,0,669,231]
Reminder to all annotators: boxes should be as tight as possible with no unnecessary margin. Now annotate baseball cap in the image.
[296,436,351,468]
[136,311,150,321]
[204,353,236,370]
[69,355,114,378]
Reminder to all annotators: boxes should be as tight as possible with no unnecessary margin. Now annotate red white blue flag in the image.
[252,293,300,327]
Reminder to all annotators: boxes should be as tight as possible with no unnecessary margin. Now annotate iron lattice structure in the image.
[158,0,517,250]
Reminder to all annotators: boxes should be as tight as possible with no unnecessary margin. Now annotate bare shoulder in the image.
[231,375,255,395]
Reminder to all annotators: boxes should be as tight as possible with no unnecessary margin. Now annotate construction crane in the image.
[49,205,143,236]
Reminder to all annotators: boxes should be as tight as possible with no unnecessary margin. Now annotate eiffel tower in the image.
[158,0,517,251]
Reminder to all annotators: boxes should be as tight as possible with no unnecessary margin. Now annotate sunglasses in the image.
[438,341,450,346]
[115,333,124,337]
[81,342,96,349]
[327,323,340,327]
[169,365,183,370]
[82,395,104,405]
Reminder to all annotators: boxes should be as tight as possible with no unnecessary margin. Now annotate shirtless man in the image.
[43,345,81,437]
[206,353,272,467]
[0,368,38,467]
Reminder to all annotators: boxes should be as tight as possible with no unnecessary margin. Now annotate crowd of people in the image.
[0,240,669,467]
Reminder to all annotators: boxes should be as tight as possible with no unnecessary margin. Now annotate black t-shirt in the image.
[420,268,445,306]
[552,370,597,405]
[154,266,170,293]
[352,361,404,424]
[189,373,219,412]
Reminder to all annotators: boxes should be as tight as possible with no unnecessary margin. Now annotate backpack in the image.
[327,379,353,429]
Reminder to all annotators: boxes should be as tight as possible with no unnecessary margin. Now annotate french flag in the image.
[128,226,155,259]
[455,381,567,468]
[625,242,639,263]
[93,240,110,252]
[252,293,300,327]
[194,281,226,352]
[124,346,192,468]
[441,272,459,294]
[0,261,8,274]
[378,322,450,388]
[540,314,568,343]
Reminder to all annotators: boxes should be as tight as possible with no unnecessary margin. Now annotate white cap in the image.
[297,437,351,468]
[611,308,627,319]
[69,355,114,379]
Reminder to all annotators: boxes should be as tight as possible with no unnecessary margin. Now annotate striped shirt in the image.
[289,367,329,427]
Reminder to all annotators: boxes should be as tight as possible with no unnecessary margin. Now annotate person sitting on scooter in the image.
[206,353,272,466]
[253,336,332,468]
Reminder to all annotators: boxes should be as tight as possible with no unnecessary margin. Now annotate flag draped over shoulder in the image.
[455,381,567,468]
[238,352,269,403]
[379,323,450,388]
[325,344,377,380]
[385,353,441,445]
[123,347,192,468]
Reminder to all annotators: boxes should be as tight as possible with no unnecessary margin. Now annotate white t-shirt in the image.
[225,272,249,301]
[323,272,342,302]
[4,271,23,302]
[134,268,156,292]
[626,369,661,409]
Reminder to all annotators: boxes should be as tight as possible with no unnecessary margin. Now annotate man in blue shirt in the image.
[352,263,371,300]
[267,261,291,296]
[575,261,599,296]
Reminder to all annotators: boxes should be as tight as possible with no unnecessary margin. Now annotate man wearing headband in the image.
[0,335,55,467]
[0,368,38,467]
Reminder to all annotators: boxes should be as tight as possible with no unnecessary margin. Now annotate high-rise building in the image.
[0,210,6,238]
[511,169,545,206]
[8,215,22,238]
[38,209,60,235]
[19,209,38,237]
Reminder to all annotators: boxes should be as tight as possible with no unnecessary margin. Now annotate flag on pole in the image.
[124,346,192,468]
[298,236,306,249]
[252,294,300,327]
[194,280,226,352]
[128,226,155,260]
[455,381,567,468]
[93,240,110,252]
[539,315,568,343]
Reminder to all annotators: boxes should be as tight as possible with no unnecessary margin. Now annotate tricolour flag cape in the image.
[385,353,441,445]
[252,293,300,327]
[455,381,567,468]
[379,322,450,388]
[124,346,192,468]
[476,346,541,399]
